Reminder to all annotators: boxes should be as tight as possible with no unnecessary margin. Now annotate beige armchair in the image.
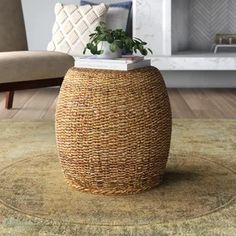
[0,0,74,109]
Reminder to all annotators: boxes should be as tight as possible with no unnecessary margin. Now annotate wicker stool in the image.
[56,66,172,195]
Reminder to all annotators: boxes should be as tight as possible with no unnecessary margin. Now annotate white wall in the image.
[21,0,129,50]
[22,0,79,50]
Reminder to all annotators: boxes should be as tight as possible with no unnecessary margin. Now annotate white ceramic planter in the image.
[97,41,122,59]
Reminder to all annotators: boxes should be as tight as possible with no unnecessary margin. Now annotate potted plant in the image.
[83,22,152,59]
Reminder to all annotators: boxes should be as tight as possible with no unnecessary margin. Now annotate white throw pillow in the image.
[80,1,132,34]
[47,3,107,56]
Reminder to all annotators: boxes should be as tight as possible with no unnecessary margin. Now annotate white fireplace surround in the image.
[133,0,236,71]
[134,0,236,55]
[132,0,236,87]
[133,0,171,56]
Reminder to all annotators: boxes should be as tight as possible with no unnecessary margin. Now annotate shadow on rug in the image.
[0,120,235,235]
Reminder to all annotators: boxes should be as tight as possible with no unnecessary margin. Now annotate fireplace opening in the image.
[171,0,236,55]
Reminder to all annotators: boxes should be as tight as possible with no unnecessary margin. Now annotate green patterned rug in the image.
[0,120,235,236]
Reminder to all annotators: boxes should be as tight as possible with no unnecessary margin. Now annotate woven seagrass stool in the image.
[56,66,172,195]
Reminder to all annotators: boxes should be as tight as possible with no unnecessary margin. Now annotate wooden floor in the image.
[0,88,235,120]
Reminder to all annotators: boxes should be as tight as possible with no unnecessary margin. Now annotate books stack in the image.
[74,55,151,71]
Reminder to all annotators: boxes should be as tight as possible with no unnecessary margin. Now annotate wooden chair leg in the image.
[5,91,15,109]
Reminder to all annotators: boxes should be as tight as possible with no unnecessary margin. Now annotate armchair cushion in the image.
[0,0,27,52]
[0,51,74,84]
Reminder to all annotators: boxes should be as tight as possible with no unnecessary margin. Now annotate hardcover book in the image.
[74,56,151,71]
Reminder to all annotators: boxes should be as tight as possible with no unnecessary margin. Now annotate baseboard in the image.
[161,71,236,88]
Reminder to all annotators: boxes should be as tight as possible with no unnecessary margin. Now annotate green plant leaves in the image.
[97,34,106,42]
[106,34,114,43]
[109,43,118,52]
[115,40,123,49]
[84,22,153,56]
[97,50,103,55]
[86,43,93,49]
[140,49,148,56]
[84,43,99,55]
[95,26,102,34]
[124,38,133,49]
[90,45,98,55]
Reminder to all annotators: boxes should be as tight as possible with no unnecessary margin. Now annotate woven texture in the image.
[47,3,107,56]
[56,66,172,195]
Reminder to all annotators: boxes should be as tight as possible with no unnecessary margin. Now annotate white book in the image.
[75,56,144,64]
[74,58,151,71]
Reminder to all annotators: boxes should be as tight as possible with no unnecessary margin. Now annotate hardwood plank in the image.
[220,89,236,112]
[179,89,226,119]
[201,89,236,118]
[0,88,235,120]
[168,89,181,118]
[12,87,58,121]
[168,89,196,119]
[43,93,59,120]
[0,90,36,119]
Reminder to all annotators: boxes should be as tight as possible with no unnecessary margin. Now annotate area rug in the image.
[0,120,235,236]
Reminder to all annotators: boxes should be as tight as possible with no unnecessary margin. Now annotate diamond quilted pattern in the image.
[77,21,88,35]
[54,31,64,44]
[86,10,98,24]
[58,10,68,24]
[70,11,82,24]
[52,23,59,34]
[47,41,55,51]
[55,3,63,15]
[69,31,79,45]
[59,41,71,53]
[47,3,107,56]
[64,21,73,34]
[66,5,78,14]
[80,5,92,15]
